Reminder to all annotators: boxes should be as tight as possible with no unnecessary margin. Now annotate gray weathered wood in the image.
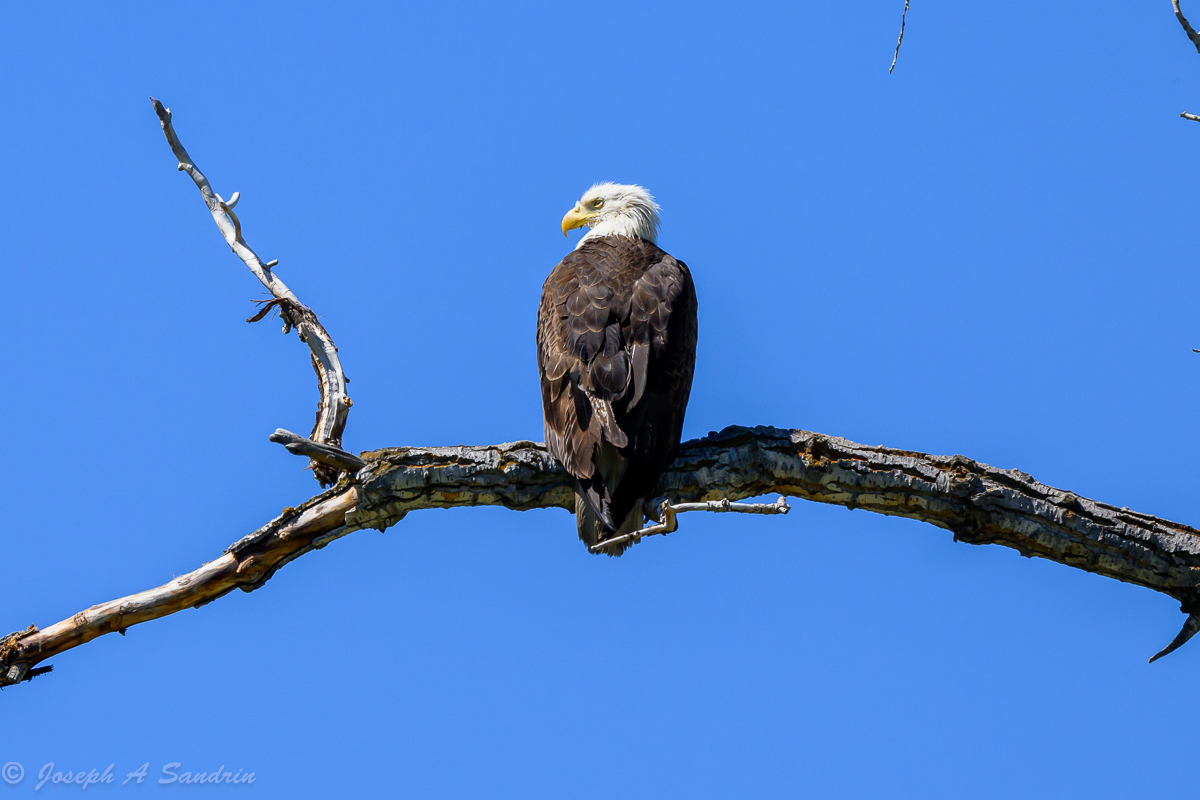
[150,98,352,485]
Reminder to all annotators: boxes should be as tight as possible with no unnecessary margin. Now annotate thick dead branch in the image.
[6,425,1200,688]
[150,98,351,485]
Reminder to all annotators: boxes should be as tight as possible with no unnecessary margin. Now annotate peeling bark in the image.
[5,425,1199,688]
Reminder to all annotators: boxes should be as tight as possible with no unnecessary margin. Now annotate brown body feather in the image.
[536,235,698,555]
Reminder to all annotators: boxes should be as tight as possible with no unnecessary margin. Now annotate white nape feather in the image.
[575,182,661,248]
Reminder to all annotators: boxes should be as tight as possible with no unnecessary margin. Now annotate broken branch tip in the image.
[1148,612,1200,663]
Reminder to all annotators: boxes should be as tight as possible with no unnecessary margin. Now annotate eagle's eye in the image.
[593,198,605,209]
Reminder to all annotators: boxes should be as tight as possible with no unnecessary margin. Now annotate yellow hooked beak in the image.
[561,205,596,237]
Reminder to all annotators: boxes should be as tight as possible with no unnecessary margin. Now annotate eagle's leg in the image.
[588,496,791,553]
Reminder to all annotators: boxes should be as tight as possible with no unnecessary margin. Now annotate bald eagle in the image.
[537,183,698,555]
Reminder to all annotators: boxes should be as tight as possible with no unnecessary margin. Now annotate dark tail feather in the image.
[576,493,642,557]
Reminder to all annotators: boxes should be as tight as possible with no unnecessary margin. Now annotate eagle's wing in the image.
[618,246,697,506]
[538,240,623,483]
[538,237,697,541]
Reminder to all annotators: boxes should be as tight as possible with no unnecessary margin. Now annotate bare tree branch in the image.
[150,98,352,485]
[6,425,1200,687]
[889,0,910,74]
[1175,0,1200,54]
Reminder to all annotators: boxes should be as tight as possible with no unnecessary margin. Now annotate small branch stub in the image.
[269,428,367,474]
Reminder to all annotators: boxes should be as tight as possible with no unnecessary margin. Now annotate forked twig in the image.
[590,496,791,553]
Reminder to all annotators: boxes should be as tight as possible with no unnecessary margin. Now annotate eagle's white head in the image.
[561,182,661,248]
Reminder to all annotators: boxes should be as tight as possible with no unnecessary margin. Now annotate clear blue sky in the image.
[3,1,1200,797]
